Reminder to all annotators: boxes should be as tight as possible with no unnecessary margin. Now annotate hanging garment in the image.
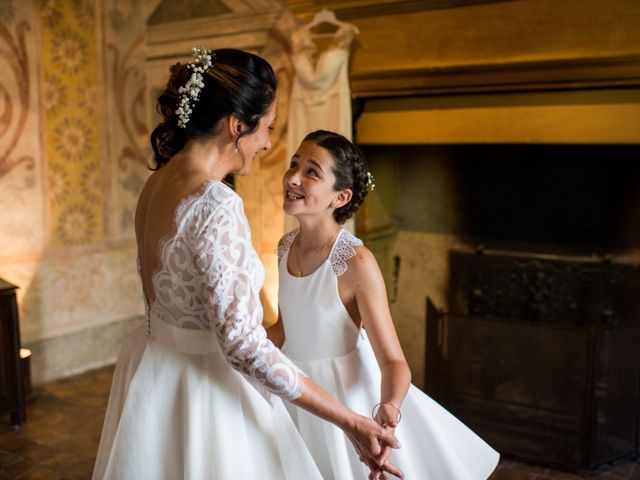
[286,21,359,232]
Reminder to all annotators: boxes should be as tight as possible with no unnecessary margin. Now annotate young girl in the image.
[268,130,500,479]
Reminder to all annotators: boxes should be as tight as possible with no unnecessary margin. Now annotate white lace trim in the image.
[277,228,363,277]
[277,229,299,263]
[139,181,305,401]
[329,230,363,276]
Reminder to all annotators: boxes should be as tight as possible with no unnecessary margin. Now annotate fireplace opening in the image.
[357,142,640,470]
[359,143,640,252]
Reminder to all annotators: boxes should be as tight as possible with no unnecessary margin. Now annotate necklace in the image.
[293,229,340,277]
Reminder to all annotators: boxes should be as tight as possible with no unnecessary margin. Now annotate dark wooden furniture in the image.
[0,278,26,426]
[425,250,640,471]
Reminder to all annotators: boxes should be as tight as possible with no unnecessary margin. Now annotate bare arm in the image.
[203,214,402,478]
[268,309,401,477]
[266,312,285,349]
[343,246,412,424]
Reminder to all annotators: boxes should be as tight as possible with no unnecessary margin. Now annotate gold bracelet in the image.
[371,401,401,424]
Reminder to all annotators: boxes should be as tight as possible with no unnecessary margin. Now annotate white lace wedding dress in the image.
[278,228,500,480]
[92,181,323,480]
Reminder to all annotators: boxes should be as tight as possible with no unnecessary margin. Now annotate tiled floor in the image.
[0,365,638,479]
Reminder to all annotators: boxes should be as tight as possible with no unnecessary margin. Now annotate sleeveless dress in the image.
[92,181,323,480]
[278,228,500,480]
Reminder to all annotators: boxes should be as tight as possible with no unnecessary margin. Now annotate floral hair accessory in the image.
[366,171,375,191]
[176,47,214,129]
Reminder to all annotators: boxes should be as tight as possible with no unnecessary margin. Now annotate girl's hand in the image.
[368,425,401,480]
[346,415,404,480]
[374,402,401,429]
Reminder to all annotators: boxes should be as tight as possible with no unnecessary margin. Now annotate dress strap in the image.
[277,229,299,262]
[329,229,363,276]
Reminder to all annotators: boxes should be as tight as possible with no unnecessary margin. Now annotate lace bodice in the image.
[141,181,305,400]
[277,228,363,276]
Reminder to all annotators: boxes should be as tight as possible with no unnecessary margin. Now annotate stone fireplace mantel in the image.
[356,88,640,145]
[286,0,640,98]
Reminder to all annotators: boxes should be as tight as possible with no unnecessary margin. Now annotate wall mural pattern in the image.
[41,0,104,246]
[102,0,150,241]
[0,9,34,180]
[0,0,145,377]
[0,1,43,260]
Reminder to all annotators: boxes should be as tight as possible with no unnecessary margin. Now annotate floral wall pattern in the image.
[0,0,148,383]
[42,0,104,246]
[102,0,151,241]
[0,1,43,259]
[0,0,287,382]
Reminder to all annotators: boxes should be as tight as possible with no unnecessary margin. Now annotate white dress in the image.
[287,23,358,159]
[92,181,323,480]
[278,229,500,480]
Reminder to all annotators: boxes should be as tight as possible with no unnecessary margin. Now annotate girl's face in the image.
[235,102,276,175]
[283,140,350,220]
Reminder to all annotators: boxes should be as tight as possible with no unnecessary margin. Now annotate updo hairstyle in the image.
[150,48,277,169]
[303,130,370,224]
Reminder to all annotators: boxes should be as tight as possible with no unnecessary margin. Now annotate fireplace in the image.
[355,139,640,470]
[338,0,640,470]
[425,250,640,470]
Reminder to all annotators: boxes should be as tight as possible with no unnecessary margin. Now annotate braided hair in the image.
[302,130,370,224]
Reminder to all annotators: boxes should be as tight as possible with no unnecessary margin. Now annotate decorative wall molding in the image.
[351,55,640,98]
[287,0,640,97]
[146,12,283,62]
[285,0,515,19]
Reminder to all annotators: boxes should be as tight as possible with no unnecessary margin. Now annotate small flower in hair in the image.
[366,171,375,191]
[176,47,215,128]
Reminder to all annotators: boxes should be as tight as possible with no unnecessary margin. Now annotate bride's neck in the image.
[174,138,238,179]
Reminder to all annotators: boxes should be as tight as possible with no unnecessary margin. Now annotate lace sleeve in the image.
[191,191,307,401]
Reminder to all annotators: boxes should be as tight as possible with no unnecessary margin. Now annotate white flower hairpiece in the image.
[176,47,214,129]
[366,171,375,191]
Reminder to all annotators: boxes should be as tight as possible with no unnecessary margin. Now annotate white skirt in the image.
[92,317,322,480]
[285,332,500,480]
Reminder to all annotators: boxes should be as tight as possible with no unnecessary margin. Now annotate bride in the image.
[92,48,401,480]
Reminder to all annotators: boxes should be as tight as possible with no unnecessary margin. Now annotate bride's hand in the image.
[345,415,404,479]
[367,425,401,480]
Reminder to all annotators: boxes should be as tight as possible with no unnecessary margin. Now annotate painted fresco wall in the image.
[0,0,150,382]
[0,0,287,382]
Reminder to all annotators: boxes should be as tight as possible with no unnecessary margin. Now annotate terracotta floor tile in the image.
[15,464,64,480]
[63,459,94,479]
[0,457,34,478]
[0,452,21,468]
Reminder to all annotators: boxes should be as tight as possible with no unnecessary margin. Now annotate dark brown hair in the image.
[302,130,370,224]
[150,48,277,169]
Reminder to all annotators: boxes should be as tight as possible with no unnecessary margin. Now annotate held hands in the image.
[345,414,404,480]
[369,402,403,479]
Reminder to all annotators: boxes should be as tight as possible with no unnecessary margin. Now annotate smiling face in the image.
[283,140,352,221]
[235,101,276,175]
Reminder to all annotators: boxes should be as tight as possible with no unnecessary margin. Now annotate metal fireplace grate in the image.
[425,249,640,471]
